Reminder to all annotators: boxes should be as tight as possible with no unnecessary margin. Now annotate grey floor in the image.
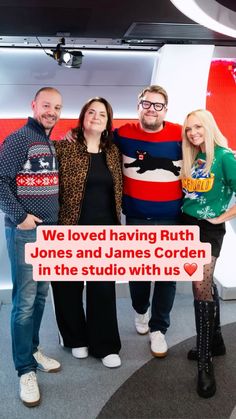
[0,288,236,419]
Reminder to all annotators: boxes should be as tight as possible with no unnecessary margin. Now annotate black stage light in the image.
[58,50,84,68]
[50,38,84,68]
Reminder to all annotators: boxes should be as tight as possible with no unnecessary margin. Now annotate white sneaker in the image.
[135,310,150,335]
[33,350,61,372]
[19,371,40,407]
[102,354,121,368]
[150,331,168,357]
[72,347,88,359]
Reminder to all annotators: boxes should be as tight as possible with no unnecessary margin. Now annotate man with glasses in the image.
[114,85,182,357]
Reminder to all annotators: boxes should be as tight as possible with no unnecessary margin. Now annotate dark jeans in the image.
[126,216,178,334]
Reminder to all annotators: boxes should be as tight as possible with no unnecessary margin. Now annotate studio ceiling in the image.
[0,0,236,49]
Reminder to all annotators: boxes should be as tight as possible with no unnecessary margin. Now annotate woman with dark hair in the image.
[52,97,122,368]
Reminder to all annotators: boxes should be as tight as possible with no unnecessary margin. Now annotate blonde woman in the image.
[181,109,236,398]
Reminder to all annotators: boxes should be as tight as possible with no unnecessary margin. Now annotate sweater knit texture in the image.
[114,121,183,219]
[0,117,59,226]
[182,145,236,219]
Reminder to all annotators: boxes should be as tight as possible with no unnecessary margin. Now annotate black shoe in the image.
[197,359,216,398]
[194,300,217,398]
[188,331,226,360]
[189,283,226,361]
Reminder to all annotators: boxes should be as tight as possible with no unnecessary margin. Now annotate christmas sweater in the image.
[0,117,59,227]
[182,146,236,219]
[114,121,182,219]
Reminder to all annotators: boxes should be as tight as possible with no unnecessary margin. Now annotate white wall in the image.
[0,48,157,119]
[151,44,214,123]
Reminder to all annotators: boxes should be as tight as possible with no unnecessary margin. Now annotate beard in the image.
[40,115,58,129]
[140,115,163,132]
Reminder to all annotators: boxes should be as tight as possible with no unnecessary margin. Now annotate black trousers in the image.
[51,281,121,358]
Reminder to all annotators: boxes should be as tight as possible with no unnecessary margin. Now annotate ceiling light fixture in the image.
[50,37,84,68]
[170,0,236,38]
[36,36,84,68]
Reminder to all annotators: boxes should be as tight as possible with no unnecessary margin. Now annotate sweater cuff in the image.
[14,212,28,226]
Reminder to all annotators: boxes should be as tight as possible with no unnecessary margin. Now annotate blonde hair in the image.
[181,109,228,178]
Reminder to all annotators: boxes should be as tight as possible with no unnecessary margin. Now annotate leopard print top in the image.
[55,139,122,225]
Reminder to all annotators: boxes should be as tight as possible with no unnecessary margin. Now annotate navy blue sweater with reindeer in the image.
[0,117,59,227]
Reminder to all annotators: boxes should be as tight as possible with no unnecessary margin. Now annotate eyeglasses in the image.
[139,100,166,111]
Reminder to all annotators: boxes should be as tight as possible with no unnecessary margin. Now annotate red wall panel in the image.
[0,119,138,143]
[1,60,236,147]
[206,60,236,148]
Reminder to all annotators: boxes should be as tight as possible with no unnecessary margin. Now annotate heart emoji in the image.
[184,263,197,276]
